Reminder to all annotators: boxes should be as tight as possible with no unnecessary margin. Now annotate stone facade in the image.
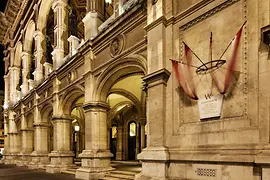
[0,0,270,179]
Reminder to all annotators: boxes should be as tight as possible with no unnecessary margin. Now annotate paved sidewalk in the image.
[0,164,76,180]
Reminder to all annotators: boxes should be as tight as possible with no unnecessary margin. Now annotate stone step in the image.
[105,173,134,180]
[101,177,120,180]
[61,167,78,175]
[102,170,136,180]
[112,170,137,176]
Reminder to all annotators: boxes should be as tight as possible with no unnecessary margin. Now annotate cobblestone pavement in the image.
[0,164,76,180]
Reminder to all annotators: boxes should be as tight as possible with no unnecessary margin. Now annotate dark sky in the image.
[0,0,7,91]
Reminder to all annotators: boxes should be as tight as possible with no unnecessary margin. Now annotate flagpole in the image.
[182,41,208,69]
[218,21,247,60]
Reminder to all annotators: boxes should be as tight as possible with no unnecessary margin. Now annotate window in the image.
[129,122,136,137]
[112,126,117,138]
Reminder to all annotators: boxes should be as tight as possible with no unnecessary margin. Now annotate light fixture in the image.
[74,125,80,132]
[105,0,112,4]
[3,104,8,109]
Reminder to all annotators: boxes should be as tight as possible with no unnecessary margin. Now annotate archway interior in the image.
[70,96,85,158]
[107,74,146,161]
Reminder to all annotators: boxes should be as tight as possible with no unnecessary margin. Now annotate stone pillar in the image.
[83,0,104,40]
[2,112,9,163]
[6,111,20,164]
[136,122,140,158]
[4,75,9,108]
[123,125,128,160]
[136,69,170,179]
[116,126,123,160]
[136,0,172,178]
[10,67,20,105]
[52,0,69,69]
[29,102,50,169]
[34,30,44,84]
[67,35,80,56]
[17,112,34,166]
[44,62,53,78]
[21,52,31,97]
[140,122,146,151]
[76,102,113,180]
[46,115,75,173]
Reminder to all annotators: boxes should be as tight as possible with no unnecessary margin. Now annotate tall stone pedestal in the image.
[46,151,75,173]
[46,115,75,173]
[76,150,113,179]
[28,151,50,169]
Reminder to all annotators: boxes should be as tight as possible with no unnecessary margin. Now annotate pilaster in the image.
[136,69,170,180]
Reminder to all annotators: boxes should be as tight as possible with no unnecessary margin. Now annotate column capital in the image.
[52,114,73,122]
[142,68,171,88]
[52,0,69,11]
[34,30,45,39]
[83,101,110,112]
[21,51,31,58]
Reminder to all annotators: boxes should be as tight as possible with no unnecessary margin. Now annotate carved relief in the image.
[110,35,124,57]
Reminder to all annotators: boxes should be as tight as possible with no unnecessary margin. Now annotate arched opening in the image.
[110,125,117,159]
[45,8,54,65]
[70,97,85,159]
[68,0,85,40]
[128,121,136,160]
[96,57,147,162]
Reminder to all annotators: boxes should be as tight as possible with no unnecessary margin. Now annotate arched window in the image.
[129,122,136,137]
[112,126,117,138]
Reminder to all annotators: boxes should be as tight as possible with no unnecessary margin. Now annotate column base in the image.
[46,151,75,173]
[28,151,50,169]
[16,152,32,166]
[4,153,19,165]
[75,150,114,180]
[116,152,123,160]
[136,147,170,180]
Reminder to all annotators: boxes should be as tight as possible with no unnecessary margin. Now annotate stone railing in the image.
[98,13,116,32]
[122,0,139,13]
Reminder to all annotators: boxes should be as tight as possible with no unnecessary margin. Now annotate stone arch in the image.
[23,20,36,52]
[95,55,147,102]
[108,88,142,116]
[37,0,54,33]
[60,86,85,115]
[14,41,22,67]
[26,113,34,129]
[40,103,53,122]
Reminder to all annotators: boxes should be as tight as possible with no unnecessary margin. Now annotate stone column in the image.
[116,126,123,160]
[10,67,20,105]
[46,115,75,173]
[140,122,146,151]
[67,35,80,56]
[83,0,104,40]
[44,62,53,78]
[76,102,113,180]
[4,75,9,108]
[21,52,31,97]
[6,111,20,164]
[17,111,34,166]
[29,100,50,169]
[52,0,69,69]
[135,122,140,158]
[34,30,44,84]
[2,111,9,163]
[123,125,128,160]
[136,0,172,178]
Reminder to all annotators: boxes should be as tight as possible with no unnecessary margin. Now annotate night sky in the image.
[0,0,7,91]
